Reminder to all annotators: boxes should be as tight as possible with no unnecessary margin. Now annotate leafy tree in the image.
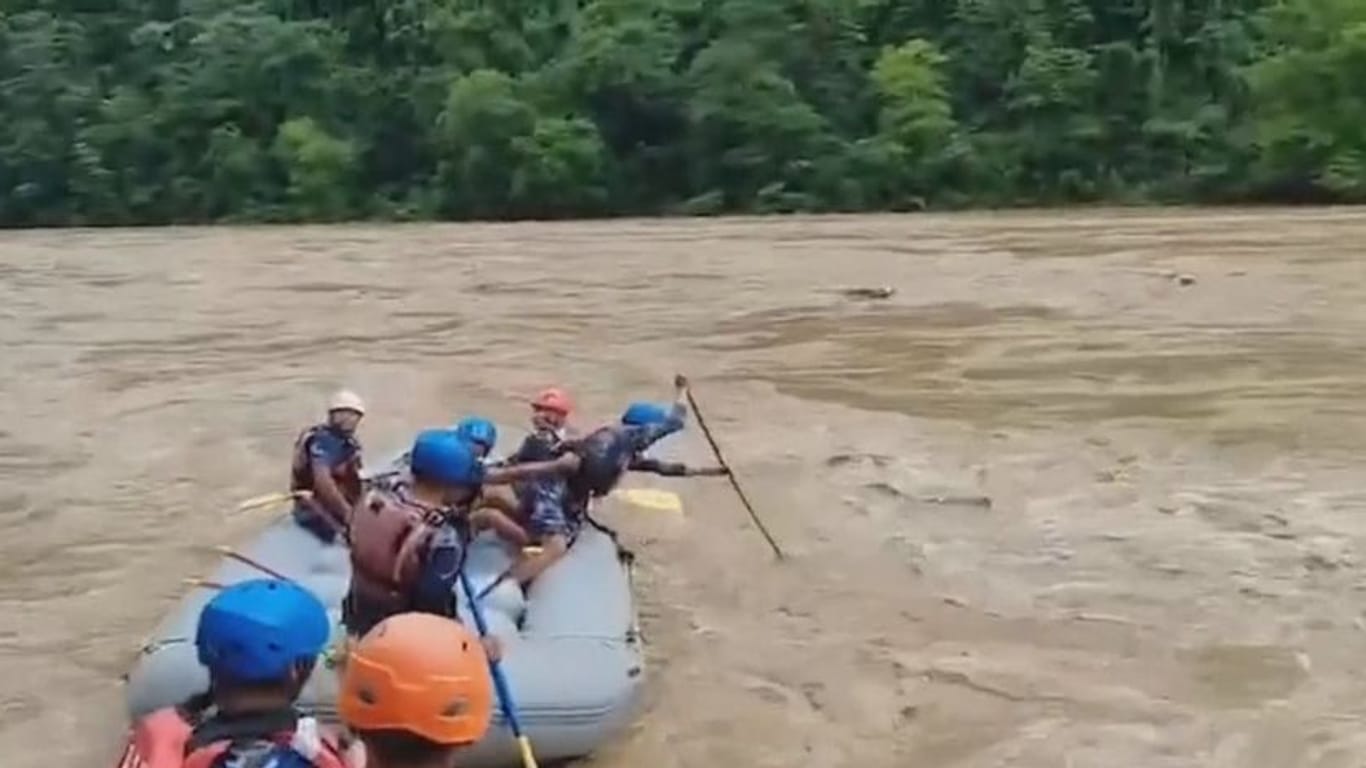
[0,0,1354,226]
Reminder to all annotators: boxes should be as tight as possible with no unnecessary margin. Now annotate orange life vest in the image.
[114,707,348,768]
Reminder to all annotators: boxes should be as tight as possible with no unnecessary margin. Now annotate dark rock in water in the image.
[839,286,896,300]
[826,452,893,468]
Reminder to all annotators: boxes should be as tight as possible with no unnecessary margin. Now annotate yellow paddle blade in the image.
[516,736,540,768]
[234,491,302,513]
[615,488,683,513]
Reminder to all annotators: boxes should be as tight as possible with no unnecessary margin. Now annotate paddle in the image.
[457,570,539,768]
[234,490,309,513]
[214,545,295,583]
[614,487,683,513]
[472,546,545,602]
[685,385,786,560]
[473,488,679,602]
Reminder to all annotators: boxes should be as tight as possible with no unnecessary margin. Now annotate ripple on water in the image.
[705,301,1366,447]
[1179,644,1309,709]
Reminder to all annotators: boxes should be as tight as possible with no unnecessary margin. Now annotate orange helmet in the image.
[531,387,572,415]
[338,613,493,745]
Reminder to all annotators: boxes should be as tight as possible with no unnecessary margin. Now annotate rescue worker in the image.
[528,387,574,442]
[497,375,728,585]
[290,390,366,544]
[112,579,345,768]
[499,388,574,574]
[337,613,493,768]
[450,416,530,547]
[343,428,503,660]
[452,416,499,464]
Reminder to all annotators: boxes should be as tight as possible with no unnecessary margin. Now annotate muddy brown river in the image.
[4,209,1366,767]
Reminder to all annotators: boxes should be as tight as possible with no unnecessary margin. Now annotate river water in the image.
[4,209,1366,767]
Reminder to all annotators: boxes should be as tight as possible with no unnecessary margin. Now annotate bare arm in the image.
[485,453,580,485]
[309,460,352,530]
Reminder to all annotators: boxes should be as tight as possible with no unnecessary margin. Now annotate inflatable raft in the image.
[123,452,646,767]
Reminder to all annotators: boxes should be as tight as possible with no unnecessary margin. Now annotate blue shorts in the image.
[519,480,578,541]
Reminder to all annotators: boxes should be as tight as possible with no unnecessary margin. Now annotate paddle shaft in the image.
[685,389,786,560]
[457,570,539,768]
[215,546,295,583]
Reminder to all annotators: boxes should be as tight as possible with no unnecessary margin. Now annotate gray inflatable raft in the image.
[123,458,646,767]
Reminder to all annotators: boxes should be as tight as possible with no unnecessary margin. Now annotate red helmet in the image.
[531,387,572,415]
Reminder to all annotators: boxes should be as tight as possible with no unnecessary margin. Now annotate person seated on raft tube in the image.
[495,375,729,586]
[290,390,366,545]
[337,613,493,768]
[449,416,533,547]
[498,387,575,573]
[343,428,505,660]
[113,578,347,768]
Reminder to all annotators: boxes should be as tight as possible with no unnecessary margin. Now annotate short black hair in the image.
[357,729,460,766]
[211,658,316,699]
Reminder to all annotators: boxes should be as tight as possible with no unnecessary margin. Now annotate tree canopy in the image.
[0,0,1359,226]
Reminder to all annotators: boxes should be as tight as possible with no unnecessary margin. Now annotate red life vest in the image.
[113,708,347,768]
[290,425,363,505]
[347,489,443,609]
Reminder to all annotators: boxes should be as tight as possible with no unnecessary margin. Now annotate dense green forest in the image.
[0,0,1362,226]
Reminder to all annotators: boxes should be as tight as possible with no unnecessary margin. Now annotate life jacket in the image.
[568,427,634,498]
[114,706,346,768]
[515,430,565,463]
[290,425,363,505]
[347,489,445,610]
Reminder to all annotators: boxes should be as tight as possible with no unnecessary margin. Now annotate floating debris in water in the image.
[838,286,896,300]
[923,494,993,509]
[1158,269,1197,286]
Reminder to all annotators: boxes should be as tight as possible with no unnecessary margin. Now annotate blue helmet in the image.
[621,401,672,426]
[453,417,498,452]
[410,428,484,487]
[195,579,330,683]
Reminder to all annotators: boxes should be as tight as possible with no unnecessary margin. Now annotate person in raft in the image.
[337,613,493,768]
[343,428,507,659]
[112,579,346,768]
[496,375,729,586]
[453,415,503,465]
[497,387,575,569]
[450,416,534,547]
[289,389,366,545]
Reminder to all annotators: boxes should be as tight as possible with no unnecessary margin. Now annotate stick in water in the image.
[685,386,786,560]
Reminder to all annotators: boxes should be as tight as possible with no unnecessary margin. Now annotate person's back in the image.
[338,613,494,768]
[343,429,500,662]
[113,579,345,768]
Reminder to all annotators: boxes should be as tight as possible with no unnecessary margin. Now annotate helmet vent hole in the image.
[358,686,377,705]
[440,699,467,718]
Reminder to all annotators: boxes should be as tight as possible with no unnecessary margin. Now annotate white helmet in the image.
[327,389,366,416]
